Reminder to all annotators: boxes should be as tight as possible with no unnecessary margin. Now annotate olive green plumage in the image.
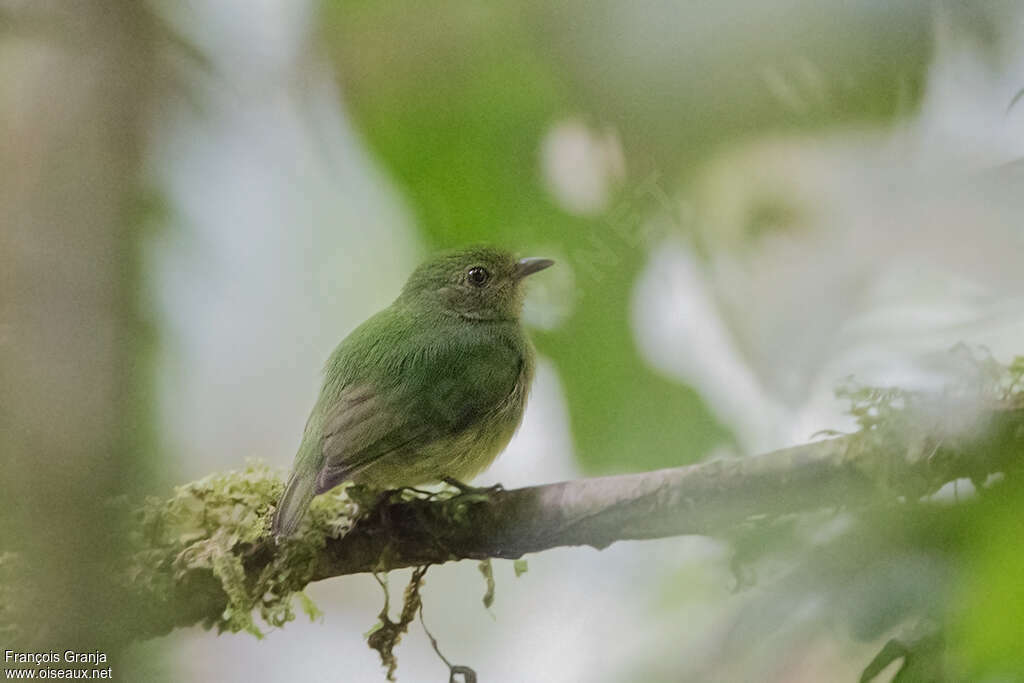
[271,247,553,537]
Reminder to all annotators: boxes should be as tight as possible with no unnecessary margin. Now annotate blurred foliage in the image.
[859,625,945,683]
[640,350,1024,681]
[323,1,937,179]
[314,1,957,474]
[951,483,1024,680]
[517,0,932,173]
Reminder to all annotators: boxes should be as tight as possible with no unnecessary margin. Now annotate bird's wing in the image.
[314,384,419,492]
[315,333,523,493]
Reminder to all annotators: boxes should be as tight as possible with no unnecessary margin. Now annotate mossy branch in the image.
[152,410,1024,638]
[4,358,1022,645]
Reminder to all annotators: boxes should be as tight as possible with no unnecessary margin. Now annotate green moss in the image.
[366,567,429,682]
[477,559,495,609]
[124,461,356,637]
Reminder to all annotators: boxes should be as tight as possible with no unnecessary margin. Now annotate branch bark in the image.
[311,403,1022,578]
[313,436,865,578]
[55,400,1024,641]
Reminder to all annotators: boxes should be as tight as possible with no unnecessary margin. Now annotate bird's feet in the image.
[441,477,504,497]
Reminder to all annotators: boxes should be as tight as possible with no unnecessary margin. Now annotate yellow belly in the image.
[351,378,528,488]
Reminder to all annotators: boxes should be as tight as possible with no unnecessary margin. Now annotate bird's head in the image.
[398,246,554,321]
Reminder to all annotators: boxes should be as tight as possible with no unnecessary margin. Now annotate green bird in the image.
[271,246,554,537]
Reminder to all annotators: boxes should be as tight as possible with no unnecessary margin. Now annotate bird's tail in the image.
[271,470,317,539]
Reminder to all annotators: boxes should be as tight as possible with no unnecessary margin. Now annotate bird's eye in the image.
[467,266,490,287]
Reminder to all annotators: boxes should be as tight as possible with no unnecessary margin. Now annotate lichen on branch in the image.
[121,463,353,637]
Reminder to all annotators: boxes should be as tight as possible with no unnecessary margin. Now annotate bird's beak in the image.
[514,257,555,280]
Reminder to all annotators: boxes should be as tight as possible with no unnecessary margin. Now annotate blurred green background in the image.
[3,0,1024,681]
